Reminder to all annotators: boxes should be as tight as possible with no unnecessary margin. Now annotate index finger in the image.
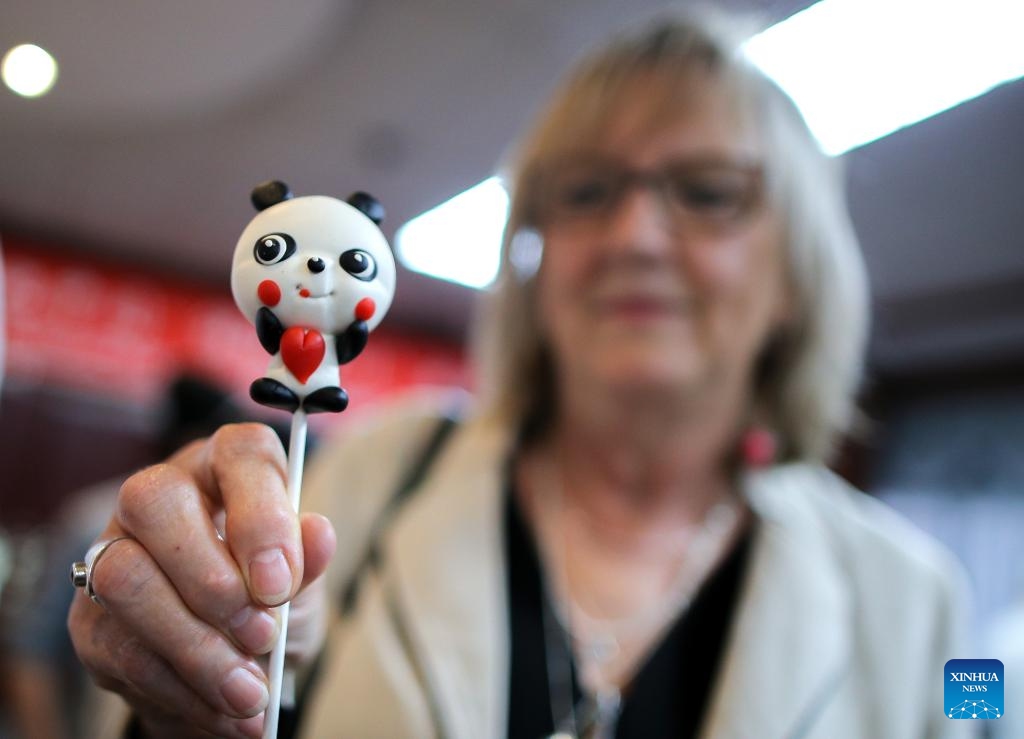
[173,423,303,607]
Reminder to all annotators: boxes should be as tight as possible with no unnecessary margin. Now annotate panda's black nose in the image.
[307,257,326,273]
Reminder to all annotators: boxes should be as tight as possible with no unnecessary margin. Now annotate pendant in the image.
[594,687,622,737]
[573,688,622,739]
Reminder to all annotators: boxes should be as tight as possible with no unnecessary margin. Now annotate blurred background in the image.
[0,0,1022,736]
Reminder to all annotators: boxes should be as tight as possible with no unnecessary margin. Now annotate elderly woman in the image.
[68,12,964,739]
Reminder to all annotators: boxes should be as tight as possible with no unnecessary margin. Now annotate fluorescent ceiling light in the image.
[395,177,508,289]
[2,44,58,98]
[398,0,1024,287]
[743,0,1024,155]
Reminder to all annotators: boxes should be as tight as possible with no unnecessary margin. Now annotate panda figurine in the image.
[231,180,396,414]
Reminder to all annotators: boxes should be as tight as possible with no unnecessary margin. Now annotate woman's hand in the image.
[68,423,337,739]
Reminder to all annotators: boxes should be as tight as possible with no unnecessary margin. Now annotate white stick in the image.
[262,409,308,739]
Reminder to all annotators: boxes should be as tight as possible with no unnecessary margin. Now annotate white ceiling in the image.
[2,0,1022,375]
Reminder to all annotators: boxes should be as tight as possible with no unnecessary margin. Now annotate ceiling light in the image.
[395,177,508,289]
[2,44,58,98]
[742,0,1024,155]
[398,0,1024,288]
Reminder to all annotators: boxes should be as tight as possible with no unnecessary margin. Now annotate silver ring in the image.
[69,536,134,604]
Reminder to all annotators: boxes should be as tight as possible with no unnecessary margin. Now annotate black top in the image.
[505,488,753,739]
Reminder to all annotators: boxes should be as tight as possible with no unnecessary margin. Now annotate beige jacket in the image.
[299,399,976,739]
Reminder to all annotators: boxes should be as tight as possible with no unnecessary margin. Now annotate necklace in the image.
[531,455,743,739]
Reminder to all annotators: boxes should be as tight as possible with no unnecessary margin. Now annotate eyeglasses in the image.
[531,155,764,230]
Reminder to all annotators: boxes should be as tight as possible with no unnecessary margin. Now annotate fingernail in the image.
[236,713,264,739]
[229,607,279,654]
[221,666,268,717]
[249,548,292,605]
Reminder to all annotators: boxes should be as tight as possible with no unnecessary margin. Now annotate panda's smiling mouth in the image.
[297,286,335,299]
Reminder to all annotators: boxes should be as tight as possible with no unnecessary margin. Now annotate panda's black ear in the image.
[347,191,385,226]
[251,181,293,212]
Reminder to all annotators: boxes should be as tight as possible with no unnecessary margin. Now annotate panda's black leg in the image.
[250,378,300,412]
[302,386,349,414]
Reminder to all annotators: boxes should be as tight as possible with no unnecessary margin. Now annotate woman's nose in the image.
[307,257,326,273]
[603,187,674,255]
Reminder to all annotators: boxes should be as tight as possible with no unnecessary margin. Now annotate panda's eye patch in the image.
[340,249,377,282]
[254,233,296,266]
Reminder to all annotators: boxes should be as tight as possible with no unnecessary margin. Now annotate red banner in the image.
[2,238,468,412]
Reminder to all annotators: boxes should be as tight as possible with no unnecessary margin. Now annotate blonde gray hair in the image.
[472,11,869,464]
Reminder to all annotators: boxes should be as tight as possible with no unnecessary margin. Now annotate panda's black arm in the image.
[336,320,369,364]
[256,307,284,355]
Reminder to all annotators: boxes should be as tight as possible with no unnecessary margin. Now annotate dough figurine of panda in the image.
[231,180,396,414]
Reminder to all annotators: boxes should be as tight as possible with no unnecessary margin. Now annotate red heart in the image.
[280,326,325,385]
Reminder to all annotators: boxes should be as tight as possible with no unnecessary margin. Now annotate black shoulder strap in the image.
[339,412,460,614]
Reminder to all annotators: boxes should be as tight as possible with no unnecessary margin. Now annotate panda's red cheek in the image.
[258,280,281,307]
[355,297,375,322]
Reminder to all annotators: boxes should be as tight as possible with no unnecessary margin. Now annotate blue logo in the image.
[945,659,1003,719]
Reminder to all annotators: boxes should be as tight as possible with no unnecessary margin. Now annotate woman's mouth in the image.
[597,296,683,320]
